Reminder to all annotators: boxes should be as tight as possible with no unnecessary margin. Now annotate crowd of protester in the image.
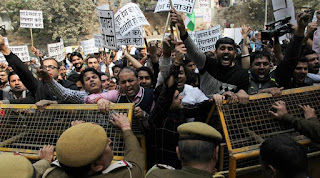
[0,8,320,178]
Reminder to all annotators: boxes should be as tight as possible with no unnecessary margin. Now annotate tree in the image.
[5,0,97,46]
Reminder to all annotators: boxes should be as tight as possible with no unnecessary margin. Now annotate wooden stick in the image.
[30,28,34,47]
[162,12,171,42]
[169,0,181,41]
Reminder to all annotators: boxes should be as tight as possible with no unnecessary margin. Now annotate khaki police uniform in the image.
[146,122,222,178]
[42,123,145,178]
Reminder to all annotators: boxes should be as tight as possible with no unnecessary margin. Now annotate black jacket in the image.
[5,52,78,104]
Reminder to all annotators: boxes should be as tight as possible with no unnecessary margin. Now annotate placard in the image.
[224,28,242,45]
[154,0,196,14]
[94,34,104,48]
[114,3,149,36]
[199,0,209,8]
[81,39,99,55]
[48,39,65,62]
[20,10,43,28]
[116,27,144,47]
[195,25,222,52]
[272,0,296,26]
[10,46,30,62]
[97,7,117,50]
[0,37,9,62]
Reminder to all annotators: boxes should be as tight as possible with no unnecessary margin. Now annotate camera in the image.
[261,16,294,40]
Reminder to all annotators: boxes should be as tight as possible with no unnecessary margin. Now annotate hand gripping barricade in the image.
[215,86,320,178]
[0,103,146,164]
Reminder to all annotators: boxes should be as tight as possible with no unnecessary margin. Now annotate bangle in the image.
[241,54,250,58]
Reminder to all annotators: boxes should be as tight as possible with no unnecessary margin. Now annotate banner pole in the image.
[30,28,34,47]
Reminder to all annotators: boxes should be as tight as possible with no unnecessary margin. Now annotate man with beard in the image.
[67,52,85,79]
[303,48,320,84]
[0,68,10,92]
[248,51,282,95]
[274,12,313,89]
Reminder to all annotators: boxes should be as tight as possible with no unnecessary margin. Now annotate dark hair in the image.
[70,52,83,62]
[137,66,153,82]
[118,67,138,79]
[250,51,271,65]
[182,58,193,65]
[178,140,216,164]
[185,72,200,87]
[112,64,123,73]
[302,46,317,57]
[100,72,110,79]
[8,71,17,83]
[297,57,308,63]
[260,135,308,177]
[59,162,90,178]
[215,37,236,50]
[86,54,99,64]
[0,68,9,75]
[79,68,101,85]
[67,73,81,83]
[43,57,60,69]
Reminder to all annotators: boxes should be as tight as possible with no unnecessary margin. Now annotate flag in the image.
[185,11,195,31]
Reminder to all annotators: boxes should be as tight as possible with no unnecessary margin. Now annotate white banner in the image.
[20,10,43,28]
[81,39,99,55]
[195,25,222,52]
[223,28,242,45]
[10,46,30,62]
[48,39,65,62]
[272,0,296,26]
[94,34,104,49]
[154,0,195,14]
[97,7,117,50]
[199,0,209,8]
[114,3,149,36]
[116,27,144,47]
[0,37,9,62]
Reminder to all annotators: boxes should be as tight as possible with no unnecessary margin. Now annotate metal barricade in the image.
[217,86,320,177]
[0,103,144,162]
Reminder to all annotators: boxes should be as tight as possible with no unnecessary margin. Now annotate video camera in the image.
[261,16,294,40]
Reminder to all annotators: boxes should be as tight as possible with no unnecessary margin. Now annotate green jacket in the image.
[146,166,213,178]
[281,113,320,143]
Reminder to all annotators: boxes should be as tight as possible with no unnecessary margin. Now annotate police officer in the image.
[42,113,145,178]
[146,122,222,178]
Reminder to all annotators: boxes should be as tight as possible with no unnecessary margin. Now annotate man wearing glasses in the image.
[0,35,78,105]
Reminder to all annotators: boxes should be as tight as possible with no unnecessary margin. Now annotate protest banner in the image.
[48,39,65,62]
[195,25,222,52]
[224,28,242,44]
[199,0,209,8]
[65,46,73,54]
[0,37,9,62]
[114,3,149,36]
[271,0,296,26]
[20,10,44,29]
[94,34,104,49]
[81,39,99,56]
[97,6,117,50]
[9,46,30,62]
[116,27,144,47]
[154,0,196,14]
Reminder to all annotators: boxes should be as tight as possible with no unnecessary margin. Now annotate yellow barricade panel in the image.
[217,86,320,177]
[0,103,139,161]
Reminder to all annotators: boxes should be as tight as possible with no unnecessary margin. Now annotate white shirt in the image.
[180,84,208,105]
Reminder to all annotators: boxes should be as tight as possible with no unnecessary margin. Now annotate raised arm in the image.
[240,26,251,70]
[0,36,39,95]
[170,8,207,69]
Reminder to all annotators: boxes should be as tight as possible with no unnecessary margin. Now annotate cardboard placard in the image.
[20,10,44,28]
